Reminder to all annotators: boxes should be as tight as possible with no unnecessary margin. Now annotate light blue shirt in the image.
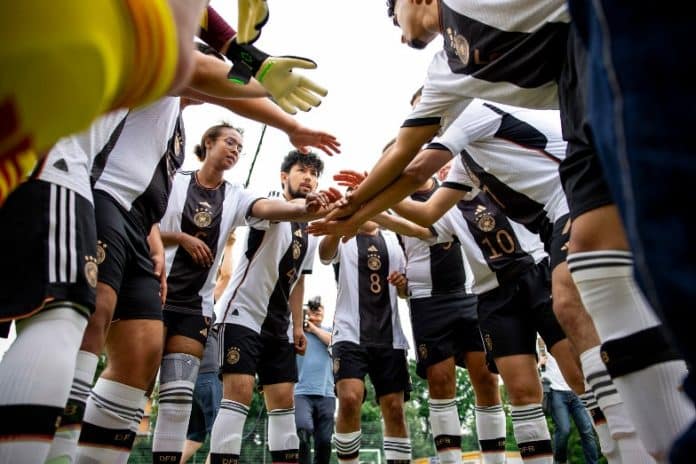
[295,326,334,397]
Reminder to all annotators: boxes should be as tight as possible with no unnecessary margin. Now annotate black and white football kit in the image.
[431,185,565,363]
[160,171,261,344]
[216,215,317,386]
[399,181,482,379]
[327,229,411,400]
[91,96,185,320]
[430,103,571,269]
[0,110,128,326]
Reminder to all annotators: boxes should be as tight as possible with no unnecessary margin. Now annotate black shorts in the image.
[219,323,297,386]
[331,341,411,401]
[94,190,161,321]
[163,309,212,346]
[478,261,566,359]
[410,293,483,379]
[558,28,614,219]
[549,214,571,270]
[0,180,97,323]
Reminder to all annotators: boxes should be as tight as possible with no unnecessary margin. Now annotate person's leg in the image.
[264,382,300,464]
[180,440,202,463]
[0,307,88,463]
[495,355,553,464]
[379,392,411,464]
[209,323,259,462]
[152,332,204,462]
[548,390,572,464]
[209,373,254,462]
[334,378,365,464]
[313,396,336,464]
[567,392,600,464]
[463,351,505,464]
[426,357,463,464]
[559,22,691,462]
[294,394,314,464]
[76,317,163,463]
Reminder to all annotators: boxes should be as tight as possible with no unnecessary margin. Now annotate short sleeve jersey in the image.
[430,100,569,239]
[215,215,318,339]
[91,96,185,232]
[404,0,569,131]
[398,180,471,299]
[161,171,262,318]
[37,109,129,203]
[329,230,409,350]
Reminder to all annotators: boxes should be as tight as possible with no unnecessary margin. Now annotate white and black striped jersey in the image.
[327,230,409,350]
[160,171,263,318]
[398,180,472,299]
[431,182,547,294]
[431,100,569,243]
[215,217,317,339]
[405,0,569,130]
[36,110,129,204]
[91,96,185,232]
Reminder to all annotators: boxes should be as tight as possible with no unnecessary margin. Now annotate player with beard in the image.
[210,151,331,464]
[153,128,338,462]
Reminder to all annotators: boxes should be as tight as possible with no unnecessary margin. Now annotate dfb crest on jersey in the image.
[194,203,213,228]
[475,205,496,232]
[84,256,98,288]
[292,240,302,260]
[446,27,470,65]
[95,240,107,264]
[226,346,241,365]
[367,244,382,271]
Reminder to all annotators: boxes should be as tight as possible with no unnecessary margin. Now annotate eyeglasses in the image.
[221,137,244,153]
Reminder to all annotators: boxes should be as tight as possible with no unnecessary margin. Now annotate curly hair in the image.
[280,150,324,177]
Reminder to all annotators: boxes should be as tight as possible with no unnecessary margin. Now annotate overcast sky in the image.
[0,2,443,360]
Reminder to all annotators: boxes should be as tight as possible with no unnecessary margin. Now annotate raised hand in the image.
[305,187,343,215]
[288,125,341,157]
[333,169,368,189]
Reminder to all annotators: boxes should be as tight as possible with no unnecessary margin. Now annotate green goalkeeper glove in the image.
[226,42,328,114]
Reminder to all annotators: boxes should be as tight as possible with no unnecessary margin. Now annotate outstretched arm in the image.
[183,51,269,100]
[372,212,433,240]
[391,185,466,227]
[183,90,340,157]
[250,189,342,222]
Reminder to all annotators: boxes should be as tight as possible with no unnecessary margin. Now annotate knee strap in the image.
[601,326,681,378]
[160,353,200,384]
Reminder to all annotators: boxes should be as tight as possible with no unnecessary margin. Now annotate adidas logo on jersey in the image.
[52,158,69,172]
[367,245,378,252]
[231,308,240,316]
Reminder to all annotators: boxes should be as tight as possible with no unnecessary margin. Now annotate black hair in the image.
[280,150,324,177]
[387,0,396,17]
[194,123,243,162]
